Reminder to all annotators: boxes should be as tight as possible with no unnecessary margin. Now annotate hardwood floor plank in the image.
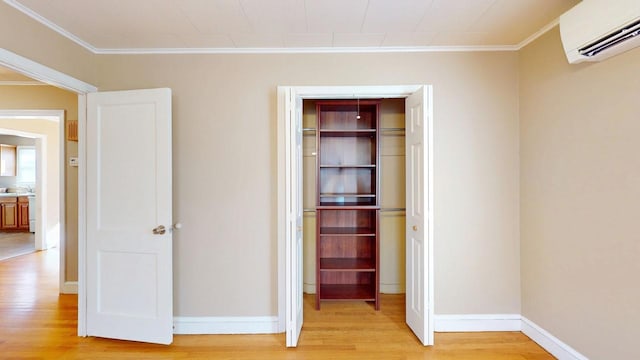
[0,249,555,359]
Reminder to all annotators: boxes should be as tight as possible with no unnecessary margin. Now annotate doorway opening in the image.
[0,132,38,261]
[278,85,434,347]
[0,111,65,287]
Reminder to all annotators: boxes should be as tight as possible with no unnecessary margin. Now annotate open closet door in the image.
[285,90,304,347]
[86,88,173,344]
[405,86,434,346]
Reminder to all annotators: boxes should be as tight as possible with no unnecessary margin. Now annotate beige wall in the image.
[379,99,407,294]
[0,86,78,282]
[520,27,640,360]
[93,51,521,316]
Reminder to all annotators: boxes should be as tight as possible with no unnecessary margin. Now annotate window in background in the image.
[16,146,36,187]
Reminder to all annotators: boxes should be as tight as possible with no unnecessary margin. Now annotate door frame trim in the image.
[0,48,97,336]
[276,85,434,345]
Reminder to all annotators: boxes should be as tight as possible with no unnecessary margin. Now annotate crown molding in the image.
[93,45,519,55]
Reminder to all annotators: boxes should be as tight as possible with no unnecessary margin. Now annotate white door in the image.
[405,86,434,346]
[86,88,173,345]
[285,90,304,347]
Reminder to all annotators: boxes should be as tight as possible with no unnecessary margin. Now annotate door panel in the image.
[285,90,304,347]
[405,87,433,346]
[86,88,173,345]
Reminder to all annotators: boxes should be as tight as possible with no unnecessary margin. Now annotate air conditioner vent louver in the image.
[579,19,640,57]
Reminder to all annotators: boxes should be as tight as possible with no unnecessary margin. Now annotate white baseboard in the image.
[174,313,521,335]
[61,281,78,294]
[521,317,588,360]
[435,314,522,332]
[170,313,586,360]
[435,315,589,359]
[173,316,279,335]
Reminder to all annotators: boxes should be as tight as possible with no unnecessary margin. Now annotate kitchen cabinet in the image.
[0,197,18,229]
[0,144,17,177]
[18,196,29,230]
[0,196,29,231]
[315,100,380,310]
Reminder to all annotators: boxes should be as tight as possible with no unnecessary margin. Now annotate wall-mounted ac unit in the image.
[560,0,640,64]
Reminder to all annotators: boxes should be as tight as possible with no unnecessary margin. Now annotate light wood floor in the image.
[0,231,35,261]
[0,249,555,360]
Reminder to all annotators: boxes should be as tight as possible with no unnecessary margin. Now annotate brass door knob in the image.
[412,225,418,231]
[153,225,166,235]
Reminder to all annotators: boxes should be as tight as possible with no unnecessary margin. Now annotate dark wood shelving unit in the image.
[315,100,380,310]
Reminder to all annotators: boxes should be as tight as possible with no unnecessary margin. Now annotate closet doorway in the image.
[302,98,404,303]
[278,85,434,348]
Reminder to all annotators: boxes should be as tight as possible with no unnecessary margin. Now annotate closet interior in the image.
[302,98,406,311]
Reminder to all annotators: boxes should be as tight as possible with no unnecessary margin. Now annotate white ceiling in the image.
[5,0,580,54]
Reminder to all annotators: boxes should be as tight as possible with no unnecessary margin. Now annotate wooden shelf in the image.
[320,193,376,198]
[318,200,377,207]
[318,191,377,207]
[319,227,376,236]
[317,204,379,209]
[319,284,376,301]
[319,258,376,271]
[319,129,376,137]
[319,164,376,168]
